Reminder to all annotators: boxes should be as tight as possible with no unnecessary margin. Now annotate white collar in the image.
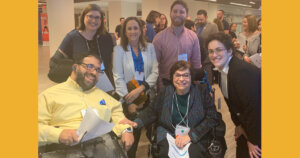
[217,55,232,74]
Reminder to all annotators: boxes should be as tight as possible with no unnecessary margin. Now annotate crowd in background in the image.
[40,0,261,158]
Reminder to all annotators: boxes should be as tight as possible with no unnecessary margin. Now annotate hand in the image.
[119,118,138,128]
[247,141,261,158]
[58,129,78,145]
[136,102,145,110]
[125,86,144,103]
[243,56,251,63]
[175,135,191,149]
[128,103,137,114]
[234,125,248,141]
[234,41,240,49]
[121,132,134,151]
[243,45,248,52]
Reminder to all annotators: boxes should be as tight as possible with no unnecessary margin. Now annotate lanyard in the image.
[85,36,102,59]
[171,91,190,128]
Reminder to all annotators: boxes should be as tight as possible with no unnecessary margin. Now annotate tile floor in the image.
[38,45,236,158]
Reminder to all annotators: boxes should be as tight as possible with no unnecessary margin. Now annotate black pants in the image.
[236,135,261,158]
[157,138,210,158]
[126,127,142,158]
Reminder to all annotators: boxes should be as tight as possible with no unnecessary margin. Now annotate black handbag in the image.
[208,112,227,158]
[48,50,74,83]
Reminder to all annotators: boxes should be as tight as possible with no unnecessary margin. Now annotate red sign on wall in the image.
[40,13,49,43]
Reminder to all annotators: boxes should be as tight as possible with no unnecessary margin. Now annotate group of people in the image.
[40,0,261,158]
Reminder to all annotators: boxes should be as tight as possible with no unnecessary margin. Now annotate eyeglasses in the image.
[80,63,103,73]
[127,26,139,31]
[208,47,227,54]
[174,73,190,79]
[86,14,101,21]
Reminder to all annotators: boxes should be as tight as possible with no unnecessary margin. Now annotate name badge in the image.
[175,124,190,137]
[101,62,105,71]
[134,71,144,81]
[178,53,188,61]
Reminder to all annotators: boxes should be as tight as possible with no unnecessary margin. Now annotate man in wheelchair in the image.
[38,53,134,158]
[121,61,227,158]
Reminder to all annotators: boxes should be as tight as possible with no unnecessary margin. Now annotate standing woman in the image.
[237,14,260,62]
[112,17,158,158]
[48,4,114,86]
[155,14,168,33]
[145,10,161,42]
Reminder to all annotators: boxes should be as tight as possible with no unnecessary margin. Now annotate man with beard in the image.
[153,0,200,91]
[195,9,218,85]
[196,9,218,40]
[39,53,134,157]
[217,9,230,34]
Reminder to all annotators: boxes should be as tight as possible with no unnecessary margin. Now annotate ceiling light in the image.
[249,1,256,4]
[209,0,217,1]
[230,2,252,7]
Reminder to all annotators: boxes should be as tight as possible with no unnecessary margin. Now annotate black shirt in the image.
[222,20,230,31]
[115,24,122,37]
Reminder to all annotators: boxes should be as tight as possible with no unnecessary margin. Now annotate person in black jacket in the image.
[206,32,261,158]
[48,4,114,87]
[121,61,227,158]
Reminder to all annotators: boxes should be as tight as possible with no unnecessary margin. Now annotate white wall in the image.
[47,0,74,56]
[121,1,137,18]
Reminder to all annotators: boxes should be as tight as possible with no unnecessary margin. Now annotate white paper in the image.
[101,63,105,71]
[167,133,191,158]
[74,107,114,145]
[95,72,114,92]
[249,53,261,68]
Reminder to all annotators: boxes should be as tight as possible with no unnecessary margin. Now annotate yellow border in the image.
[0,0,38,157]
[262,0,300,157]
[2,0,297,157]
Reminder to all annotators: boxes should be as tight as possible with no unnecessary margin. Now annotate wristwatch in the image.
[122,127,133,134]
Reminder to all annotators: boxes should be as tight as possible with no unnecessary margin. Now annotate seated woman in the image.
[121,61,226,158]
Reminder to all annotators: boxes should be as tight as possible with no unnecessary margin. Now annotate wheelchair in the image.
[146,68,217,158]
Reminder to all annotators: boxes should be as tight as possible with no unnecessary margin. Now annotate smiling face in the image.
[125,19,141,44]
[208,40,232,70]
[173,68,191,95]
[84,10,101,32]
[242,17,248,32]
[74,56,101,91]
[170,4,187,27]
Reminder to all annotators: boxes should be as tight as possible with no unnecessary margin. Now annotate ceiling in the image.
[38,0,261,9]
[195,0,261,9]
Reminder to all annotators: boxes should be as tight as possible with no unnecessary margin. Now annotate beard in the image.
[171,17,185,27]
[196,22,206,28]
[75,69,97,91]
